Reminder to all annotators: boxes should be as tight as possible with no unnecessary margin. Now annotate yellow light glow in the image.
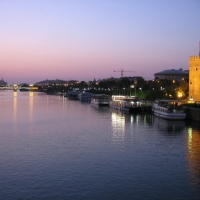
[177,92,183,98]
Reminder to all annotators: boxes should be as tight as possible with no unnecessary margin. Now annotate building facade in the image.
[189,56,200,102]
[154,68,189,82]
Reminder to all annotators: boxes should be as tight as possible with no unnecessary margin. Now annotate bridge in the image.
[0,86,38,91]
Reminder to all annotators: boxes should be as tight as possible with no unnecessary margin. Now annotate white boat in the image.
[91,94,110,106]
[109,95,144,112]
[78,92,93,101]
[152,99,186,120]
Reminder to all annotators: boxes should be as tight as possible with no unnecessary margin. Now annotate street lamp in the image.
[123,88,125,96]
[177,91,183,99]
[189,97,193,101]
[130,85,134,96]
[134,81,137,97]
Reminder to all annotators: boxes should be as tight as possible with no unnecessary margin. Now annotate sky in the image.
[0,0,200,84]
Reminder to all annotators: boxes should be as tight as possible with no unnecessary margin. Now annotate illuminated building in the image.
[189,56,200,102]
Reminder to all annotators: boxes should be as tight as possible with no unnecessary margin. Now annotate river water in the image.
[0,91,199,200]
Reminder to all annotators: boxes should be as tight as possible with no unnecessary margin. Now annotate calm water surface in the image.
[0,91,200,200]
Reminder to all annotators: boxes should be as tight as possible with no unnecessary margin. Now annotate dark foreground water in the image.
[0,91,200,200]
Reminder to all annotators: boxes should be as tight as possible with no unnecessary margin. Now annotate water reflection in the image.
[153,116,186,133]
[129,112,153,126]
[90,104,110,113]
[29,92,34,121]
[13,91,18,123]
[111,111,125,141]
[1,91,200,199]
[186,123,200,189]
[110,110,154,141]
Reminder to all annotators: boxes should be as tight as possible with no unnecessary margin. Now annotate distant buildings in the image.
[154,69,189,81]
[122,76,144,82]
[0,78,7,86]
[35,79,77,86]
[189,56,200,102]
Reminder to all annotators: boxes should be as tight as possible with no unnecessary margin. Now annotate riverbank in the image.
[185,107,200,121]
[142,103,200,122]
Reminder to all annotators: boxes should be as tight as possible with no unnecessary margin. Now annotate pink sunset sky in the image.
[0,0,200,84]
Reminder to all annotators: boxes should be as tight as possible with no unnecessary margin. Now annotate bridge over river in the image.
[0,86,38,91]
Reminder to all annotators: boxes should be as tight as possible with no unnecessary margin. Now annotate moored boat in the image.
[19,88,30,91]
[152,99,186,120]
[65,90,80,100]
[91,94,110,106]
[78,92,93,101]
[109,95,144,112]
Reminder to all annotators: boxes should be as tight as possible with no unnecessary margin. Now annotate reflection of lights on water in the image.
[29,92,34,121]
[131,115,139,125]
[143,115,147,124]
[13,92,17,122]
[130,115,133,124]
[136,115,139,125]
[186,128,200,188]
[29,92,33,97]
[188,127,193,154]
[14,91,17,97]
[111,112,125,141]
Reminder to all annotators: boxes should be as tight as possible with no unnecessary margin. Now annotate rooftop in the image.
[154,68,188,75]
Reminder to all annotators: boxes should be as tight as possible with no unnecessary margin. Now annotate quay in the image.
[141,100,153,112]
[185,107,200,121]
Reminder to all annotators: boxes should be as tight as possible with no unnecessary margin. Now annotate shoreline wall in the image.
[185,107,200,121]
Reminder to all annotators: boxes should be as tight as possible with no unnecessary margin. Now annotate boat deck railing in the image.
[154,106,185,113]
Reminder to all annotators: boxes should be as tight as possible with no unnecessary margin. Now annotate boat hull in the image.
[152,109,186,120]
[109,95,144,112]
[91,94,110,106]
[78,92,93,101]
[110,104,144,112]
[91,100,109,106]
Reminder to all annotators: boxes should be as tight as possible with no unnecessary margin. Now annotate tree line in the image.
[36,77,189,101]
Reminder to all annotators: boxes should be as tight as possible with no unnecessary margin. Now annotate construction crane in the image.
[114,69,136,78]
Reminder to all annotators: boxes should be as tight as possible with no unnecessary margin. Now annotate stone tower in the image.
[189,56,200,102]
